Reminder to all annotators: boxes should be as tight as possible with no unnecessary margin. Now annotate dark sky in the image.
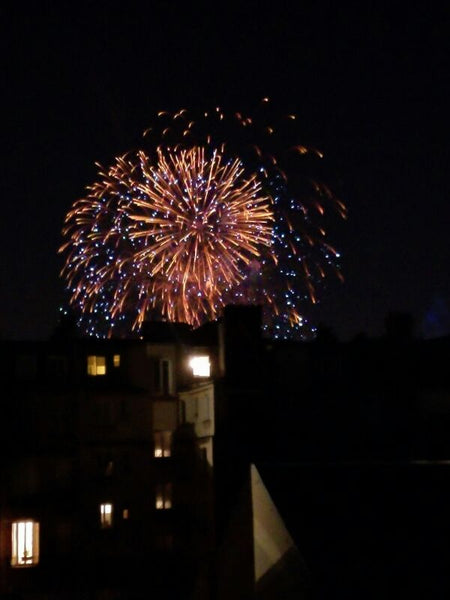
[1,3,449,341]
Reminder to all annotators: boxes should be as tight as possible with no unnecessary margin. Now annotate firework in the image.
[60,145,273,334]
[60,99,346,339]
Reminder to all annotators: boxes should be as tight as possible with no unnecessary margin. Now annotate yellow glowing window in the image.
[87,355,106,376]
[100,503,113,528]
[122,508,129,520]
[155,483,172,510]
[113,354,120,367]
[154,431,172,458]
[11,520,39,567]
[189,356,210,377]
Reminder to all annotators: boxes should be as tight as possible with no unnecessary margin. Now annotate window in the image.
[122,508,129,520]
[100,503,113,528]
[161,359,170,393]
[154,358,172,394]
[98,455,114,477]
[189,356,210,377]
[105,460,114,477]
[155,483,172,510]
[113,354,120,367]
[11,520,39,567]
[156,534,173,550]
[87,355,106,376]
[154,431,172,458]
[47,355,67,377]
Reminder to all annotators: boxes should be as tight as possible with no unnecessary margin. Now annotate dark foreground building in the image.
[0,307,310,600]
[1,307,449,599]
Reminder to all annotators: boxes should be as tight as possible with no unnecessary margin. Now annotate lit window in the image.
[113,354,120,367]
[155,483,172,510]
[87,355,106,376]
[11,520,39,567]
[122,508,129,520]
[154,431,172,457]
[100,503,113,528]
[189,356,210,377]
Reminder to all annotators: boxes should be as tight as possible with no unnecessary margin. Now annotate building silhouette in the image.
[1,306,449,599]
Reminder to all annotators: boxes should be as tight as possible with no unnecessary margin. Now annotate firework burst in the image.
[60,99,346,339]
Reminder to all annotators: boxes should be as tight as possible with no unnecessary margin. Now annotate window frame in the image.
[11,520,40,568]
[87,355,107,376]
[153,430,172,458]
[155,483,173,510]
[99,503,113,528]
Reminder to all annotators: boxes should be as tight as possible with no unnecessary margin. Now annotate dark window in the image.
[47,355,67,377]
[161,359,170,395]
[154,358,171,394]
[15,355,37,379]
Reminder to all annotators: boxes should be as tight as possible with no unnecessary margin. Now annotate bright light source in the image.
[100,503,113,528]
[189,356,210,377]
[87,355,106,376]
[11,521,39,567]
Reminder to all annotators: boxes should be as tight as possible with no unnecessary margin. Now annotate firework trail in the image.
[60,99,346,339]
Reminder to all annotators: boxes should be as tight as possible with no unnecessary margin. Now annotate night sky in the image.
[2,3,449,341]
